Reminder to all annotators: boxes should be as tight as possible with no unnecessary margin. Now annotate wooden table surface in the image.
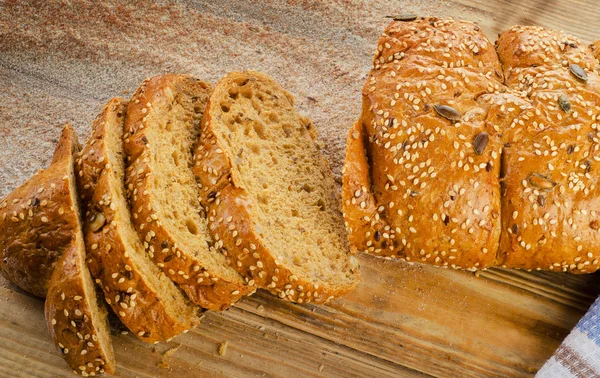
[2,1,600,377]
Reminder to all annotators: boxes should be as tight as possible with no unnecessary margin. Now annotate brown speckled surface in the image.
[2,1,600,377]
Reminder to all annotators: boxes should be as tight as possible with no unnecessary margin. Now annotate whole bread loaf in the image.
[123,74,254,310]
[78,98,199,343]
[0,124,83,297]
[344,17,600,273]
[42,125,116,375]
[194,71,359,303]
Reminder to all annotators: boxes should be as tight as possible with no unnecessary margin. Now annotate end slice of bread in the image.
[194,71,359,304]
[43,125,116,375]
[123,74,254,310]
[77,98,199,343]
[0,124,83,297]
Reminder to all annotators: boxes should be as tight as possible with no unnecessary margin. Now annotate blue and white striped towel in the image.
[537,297,600,377]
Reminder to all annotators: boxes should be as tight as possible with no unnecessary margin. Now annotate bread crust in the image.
[194,71,359,304]
[123,74,253,310]
[45,241,116,376]
[78,98,199,342]
[497,26,600,272]
[0,124,82,297]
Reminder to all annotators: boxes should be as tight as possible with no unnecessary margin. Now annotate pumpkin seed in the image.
[89,212,106,232]
[558,95,571,112]
[433,105,462,122]
[511,224,520,235]
[537,195,546,207]
[386,14,417,21]
[473,132,489,155]
[569,64,588,82]
[528,173,556,191]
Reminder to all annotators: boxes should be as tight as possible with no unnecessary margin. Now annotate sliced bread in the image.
[0,124,83,297]
[123,74,254,310]
[193,71,359,304]
[77,98,199,342]
[42,125,116,375]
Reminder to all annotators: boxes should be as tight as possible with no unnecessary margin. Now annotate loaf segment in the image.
[344,18,513,269]
[0,124,82,297]
[194,71,359,304]
[41,125,116,375]
[497,26,600,272]
[123,74,253,310]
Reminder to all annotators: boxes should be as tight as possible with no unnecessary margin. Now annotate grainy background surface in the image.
[1,1,600,377]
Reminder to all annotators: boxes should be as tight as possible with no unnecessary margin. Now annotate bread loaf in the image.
[496,26,600,272]
[123,74,253,310]
[344,18,600,273]
[78,98,199,343]
[194,71,359,303]
[42,125,116,375]
[343,18,511,269]
[0,124,83,297]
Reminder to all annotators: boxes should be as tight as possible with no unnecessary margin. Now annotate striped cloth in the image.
[537,297,600,377]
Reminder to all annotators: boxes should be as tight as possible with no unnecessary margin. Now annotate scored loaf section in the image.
[77,98,199,343]
[0,124,83,297]
[43,125,116,376]
[194,71,359,304]
[123,74,253,310]
[497,26,600,272]
[343,17,513,270]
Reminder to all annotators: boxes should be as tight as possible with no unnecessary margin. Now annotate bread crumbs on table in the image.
[219,341,228,356]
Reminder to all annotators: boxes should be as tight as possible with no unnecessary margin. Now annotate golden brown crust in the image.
[123,74,253,310]
[0,124,82,297]
[194,71,358,304]
[343,18,509,270]
[78,98,199,343]
[497,26,600,272]
[45,241,116,376]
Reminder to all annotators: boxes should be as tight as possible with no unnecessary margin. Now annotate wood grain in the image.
[1,0,600,377]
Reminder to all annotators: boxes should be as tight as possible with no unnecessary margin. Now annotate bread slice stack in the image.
[0,72,356,374]
[77,98,199,342]
[122,74,255,310]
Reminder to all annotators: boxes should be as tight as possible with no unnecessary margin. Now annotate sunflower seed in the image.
[528,173,556,191]
[434,105,461,122]
[386,14,417,21]
[569,64,588,82]
[567,145,575,154]
[558,95,571,112]
[590,220,600,231]
[473,132,489,155]
[89,213,106,232]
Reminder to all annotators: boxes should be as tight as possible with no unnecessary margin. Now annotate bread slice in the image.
[123,74,254,310]
[42,125,116,375]
[77,98,199,343]
[0,124,83,297]
[194,71,359,304]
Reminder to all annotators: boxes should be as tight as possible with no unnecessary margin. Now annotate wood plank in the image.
[1,0,600,377]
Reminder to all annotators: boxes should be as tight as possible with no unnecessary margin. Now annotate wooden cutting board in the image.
[2,1,600,377]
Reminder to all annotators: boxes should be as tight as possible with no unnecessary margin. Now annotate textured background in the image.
[2,1,600,377]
